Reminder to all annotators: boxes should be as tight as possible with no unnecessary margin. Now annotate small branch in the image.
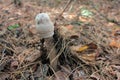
[90,0,120,26]
[55,0,73,21]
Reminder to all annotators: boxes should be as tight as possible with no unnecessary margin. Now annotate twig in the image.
[90,0,120,26]
[55,0,73,22]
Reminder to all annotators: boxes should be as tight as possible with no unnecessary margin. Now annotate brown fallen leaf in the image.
[58,26,80,39]
[77,46,89,52]
[90,73,101,80]
[70,43,98,64]
[53,70,69,80]
[110,29,120,48]
[0,73,10,80]
[114,30,120,37]
[115,71,120,80]
[65,25,73,30]
[103,65,115,76]
[10,60,19,71]
[18,48,32,63]
[70,45,82,52]
[111,65,120,70]
[63,13,77,20]
[80,52,98,62]
[110,39,120,48]
[111,29,120,37]
[79,16,92,23]
[70,43,97,53]
[60,65,71,74]
[18,48,41,64]
[28,25,37,35]
[73,69,86,80]
[25,49,41,62]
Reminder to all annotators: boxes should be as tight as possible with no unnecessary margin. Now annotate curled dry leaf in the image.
[70,45,81,52]
[53,70,69,80]
[60,65,71,74]
[79,16,92,23]
[70,43,97,53]
[10,60,19,71]
[70,45,88,53]
[28,25,37,35]
[70,43,98,64]
[90,73,101,80]
[80,52,98,62]
[112,29,120,37]
[0,73,10,80]
[14,47,26,55]
[103,65,120,80]
[73,69,86,80]
[110,39,120,48]
[63,13,77,20]
[18,48,32,63]
[111,65,120,70]
[113,29,120,37]
[115,71,120,80]
[103,65,115,75]
[110,29,120,48]
[58,25,80,39]
[65,25,73,30]
[18,48,41,64]
[25,49,41,62]
[59,26,69,37]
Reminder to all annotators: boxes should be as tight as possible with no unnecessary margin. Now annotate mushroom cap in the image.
[35,13,54,38]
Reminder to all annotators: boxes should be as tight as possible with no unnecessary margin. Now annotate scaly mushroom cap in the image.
[35,13,54,38]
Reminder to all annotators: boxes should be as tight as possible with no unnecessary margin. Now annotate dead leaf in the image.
[63,13,76,20]
[70,45,88,53]
[59,26,80,39]
[87,43,98,50]
[77,46,89,52]
[112,29,120,37]
[70,43,97,53]
[0,61,7,71]
[79,53,98,64]
[70,45,82,52]
[115,71,120,80]
[53,71,69,80]
[0,73,10,80]
[60,65,71,75]
[18,48,32,64]
[70,43,98,64]
[18,48,41,64]
[107,22,115,28]
[14,47,26,55]
[110,29,120,48]
[73,69,86,80]
[59,26,69,37]
[110,39,120,48]
[65,25,73,30]
[10,60,19,71]
[25,49,41,62]
[103,65,115,75]
[114,30,120,37]
[111,65,120,70]
[90,73,101,80]
[29,25,37,35]
[79,16,92,23]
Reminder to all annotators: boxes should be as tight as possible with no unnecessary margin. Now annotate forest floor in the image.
[0,0,120,80]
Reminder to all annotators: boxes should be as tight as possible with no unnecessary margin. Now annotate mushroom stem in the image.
[40,38,45,47]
